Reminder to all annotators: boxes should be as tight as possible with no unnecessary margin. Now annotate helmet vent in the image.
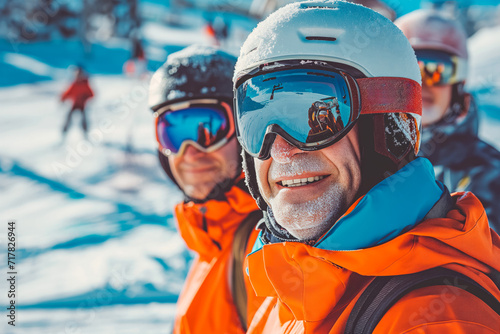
[247,47,258,54]
[300,3,339,10]
[305,36,337,42]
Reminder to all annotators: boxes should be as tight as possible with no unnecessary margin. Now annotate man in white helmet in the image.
[395,9,500,233]
[232,1,500,333]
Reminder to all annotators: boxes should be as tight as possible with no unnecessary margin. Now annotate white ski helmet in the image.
[234,1,421,84]
[234,0,423,209]
[395,9,468,83]
[395,9,468,60]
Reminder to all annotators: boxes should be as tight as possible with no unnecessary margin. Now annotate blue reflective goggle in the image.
[234,68,360,159]
[154,99,234,156]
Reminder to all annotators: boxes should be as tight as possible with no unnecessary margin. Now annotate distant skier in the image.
[396,9,500,232]
[204,20,218,45]
[124,36,147,79]
[60,66,94,137]
[204,16,228,47]
[213,16,229,44]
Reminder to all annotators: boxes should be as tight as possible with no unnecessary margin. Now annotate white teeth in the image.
[279,175,326,187]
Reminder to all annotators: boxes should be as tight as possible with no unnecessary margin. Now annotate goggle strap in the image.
[358,77,422,116]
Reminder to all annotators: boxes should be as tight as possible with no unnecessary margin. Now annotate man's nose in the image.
[182,144,204,161]
[270,135,302,163]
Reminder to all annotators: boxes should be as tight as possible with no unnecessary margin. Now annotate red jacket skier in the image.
[61,66,94,134]
[61,67,94,110]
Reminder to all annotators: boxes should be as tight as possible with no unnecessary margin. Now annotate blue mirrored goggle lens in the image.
[157,106,229,154]
[235,69,353,156]
[415,50,457,86]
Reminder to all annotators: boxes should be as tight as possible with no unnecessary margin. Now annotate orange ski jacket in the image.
[173,175,265,334]
[246,158,500,333]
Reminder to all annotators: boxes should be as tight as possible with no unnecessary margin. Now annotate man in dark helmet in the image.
[232,1,500,333]
[148,45,263,334]
[396,9,500,232]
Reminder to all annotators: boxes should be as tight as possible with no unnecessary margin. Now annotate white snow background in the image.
[0,5,256,333]
[0,1,499,334]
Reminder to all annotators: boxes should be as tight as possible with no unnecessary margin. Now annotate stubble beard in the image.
[269,182,347,241]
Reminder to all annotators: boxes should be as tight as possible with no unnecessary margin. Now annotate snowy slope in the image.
[0,7,258,332]
[468,24,500,149]
[0,74,190,333]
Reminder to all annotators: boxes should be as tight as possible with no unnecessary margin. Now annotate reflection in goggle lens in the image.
[235,68,355,158]
[415,50,461,86]
[156,105,229,154]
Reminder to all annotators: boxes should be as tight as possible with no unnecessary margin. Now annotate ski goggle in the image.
[415,49,467,87]
[234,66,422,160]
[154,99,235,156]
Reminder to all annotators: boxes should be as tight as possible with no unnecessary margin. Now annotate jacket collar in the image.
[419,97,479,166]
[175,174,259,258]
[315,157,443,250]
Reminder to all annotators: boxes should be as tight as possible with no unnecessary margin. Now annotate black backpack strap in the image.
[231,210,263,331]
[345,267,500,334]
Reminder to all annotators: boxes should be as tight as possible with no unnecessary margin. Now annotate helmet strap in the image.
[358,115,416,196]
[432,82,470,128]
[452,82,470,119]
[242,149,268,210]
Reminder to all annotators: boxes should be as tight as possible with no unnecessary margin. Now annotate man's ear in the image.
[454,92,471,124]
[461,92,471,117]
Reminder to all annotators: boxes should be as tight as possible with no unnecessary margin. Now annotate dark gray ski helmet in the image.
[149,45,237,111]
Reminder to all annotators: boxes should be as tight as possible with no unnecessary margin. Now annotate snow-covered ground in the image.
[0,6,259,332]
[0,74,189,333]
[468,24,500,149]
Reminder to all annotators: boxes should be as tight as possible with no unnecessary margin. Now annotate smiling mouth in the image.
[278,175,328,188]
[182,166,217,173]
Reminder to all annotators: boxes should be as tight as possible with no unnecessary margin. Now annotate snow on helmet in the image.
[234,0,423,210]
[149,44,237,111]
[234,1,420,83]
